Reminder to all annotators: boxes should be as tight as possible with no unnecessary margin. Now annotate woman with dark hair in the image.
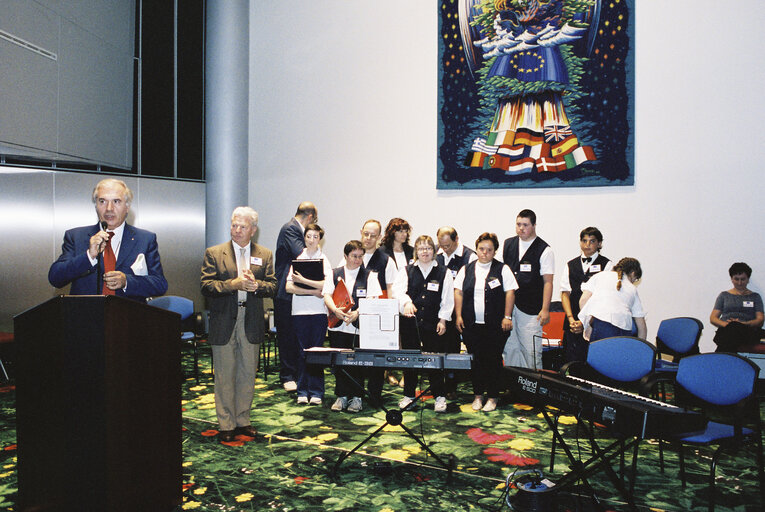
[380,217,414,269]
[578,257,647,342]
[454,232,517,412]
[392,235,454,412]
[285,223,332,405]
[710,262,764,352]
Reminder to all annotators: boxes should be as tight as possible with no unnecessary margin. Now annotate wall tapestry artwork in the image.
[438,0,634,189]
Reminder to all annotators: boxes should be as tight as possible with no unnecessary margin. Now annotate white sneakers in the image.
[434,396,447,413]
[331,396,348,411]
[296,396,308,405]
[309,397,322,406]
[471,396,484,411]
[283,380,297,392]
[399,396,414,409]
[482,398,498,412]
[347,397,363,413]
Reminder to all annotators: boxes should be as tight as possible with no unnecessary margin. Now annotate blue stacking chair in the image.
[148,295,204,382]
[651,353,764,511]
[551,336,657,488]
[654,317,703,372]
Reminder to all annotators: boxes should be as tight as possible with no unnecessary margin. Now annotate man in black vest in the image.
[436,226,477,398]
[560,227,612,363]
[502,209,555,369]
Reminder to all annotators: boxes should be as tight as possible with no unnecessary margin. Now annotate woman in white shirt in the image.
[392,235,454,412]
[454,233,517,412]
[578,257,647,342]
[286,224,332,405]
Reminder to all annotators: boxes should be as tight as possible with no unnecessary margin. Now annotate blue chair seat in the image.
[680,421,754,444]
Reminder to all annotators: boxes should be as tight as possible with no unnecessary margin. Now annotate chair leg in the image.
[0,358,8,383]
[679,444,687,488]
[549,415,559,472]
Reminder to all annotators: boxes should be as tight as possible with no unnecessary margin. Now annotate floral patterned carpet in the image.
[0,345,762,511]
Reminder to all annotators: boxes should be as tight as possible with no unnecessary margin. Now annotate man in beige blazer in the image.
[201,207,276,442]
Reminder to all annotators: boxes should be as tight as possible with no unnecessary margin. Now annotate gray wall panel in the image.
[0,168,205,333]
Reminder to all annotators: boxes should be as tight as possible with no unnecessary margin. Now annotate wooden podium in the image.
[14,295,182,511]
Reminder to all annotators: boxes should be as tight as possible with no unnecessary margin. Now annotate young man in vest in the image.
[560,227,612,363]
[502,209,555,369]
[436,226,478,398]
[323,240,383,412]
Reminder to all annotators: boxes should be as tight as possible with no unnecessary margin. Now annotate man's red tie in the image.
[102,231,116,295]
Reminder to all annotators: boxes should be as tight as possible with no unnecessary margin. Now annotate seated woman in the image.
[380,217,414,270]
[710,262,764,352]
[578,257,647,343]
[454,232,517,412]
[392,235,454,412]
[285,223,332,406]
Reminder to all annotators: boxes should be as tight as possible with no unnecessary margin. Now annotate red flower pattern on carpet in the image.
[466,427,515,445]
[482,447,539,466]
[201,430,218,437]
[294,476,310,484]
[3,444,16,451]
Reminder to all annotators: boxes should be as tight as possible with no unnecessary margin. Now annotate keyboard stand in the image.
[540,408,640,511]
[331,367,455,482]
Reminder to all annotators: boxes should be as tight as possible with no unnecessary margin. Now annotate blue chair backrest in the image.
[148,295,193,321]
[677,353,757,406]
[587,336,656,383]
[656,317,702,354]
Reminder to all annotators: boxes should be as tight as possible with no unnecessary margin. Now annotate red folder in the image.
[328,279,354,328]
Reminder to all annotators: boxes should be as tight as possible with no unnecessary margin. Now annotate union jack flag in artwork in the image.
[544,124,572,143]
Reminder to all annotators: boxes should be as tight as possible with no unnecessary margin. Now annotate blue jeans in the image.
[293,314,327,398]
[590,317,634,342]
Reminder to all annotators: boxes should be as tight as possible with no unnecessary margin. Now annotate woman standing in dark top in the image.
[380,218,414,270]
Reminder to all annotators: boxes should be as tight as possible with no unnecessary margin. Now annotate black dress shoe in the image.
[219,430,236,442]
[235,425,258,438]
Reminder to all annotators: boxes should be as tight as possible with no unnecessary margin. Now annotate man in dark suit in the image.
[201,207,276,442]
[48,178,168,301]
[273,202,317,392]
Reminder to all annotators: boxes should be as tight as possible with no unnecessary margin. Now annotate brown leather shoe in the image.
[235,425,257,438]
[219,430,236,442]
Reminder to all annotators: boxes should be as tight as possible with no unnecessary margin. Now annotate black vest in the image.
[364,249,391,291]
[437,246,476,277]
[566,254,610,318]
[381,244,414,269]
[460,259,506,329]
[503,236,549,315]
[333,266,369,328]
[406,263,448,330]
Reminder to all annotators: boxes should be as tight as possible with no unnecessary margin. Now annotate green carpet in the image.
[0,347,762,511]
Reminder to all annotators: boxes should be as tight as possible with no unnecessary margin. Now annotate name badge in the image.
[743,301,754,308]
[520,263,532,272]
[488,278,501,289]
[590,264,601,272]
[408,258,415,265]
[357,288,367,297]
[427,282,440,292]
[450,270,458,278]
[250,256,262,266]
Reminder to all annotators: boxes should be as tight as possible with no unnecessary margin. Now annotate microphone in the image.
[97,221,108,294]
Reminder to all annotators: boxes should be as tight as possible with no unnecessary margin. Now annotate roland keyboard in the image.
[305,348,472,370]
[506,366,707,439]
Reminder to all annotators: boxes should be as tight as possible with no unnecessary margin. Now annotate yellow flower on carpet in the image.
[557,415,577,425]
[513,403,533,410]
[319,425,332,430]
[495,482,506,489]
[258,390,275,398]
[382,424,403,432]
[380,449,410,461]
[402,444,421,454]
[182,461,193,467]
[508,438,534,451]
[253,383,267,389]
[182,501,202,509]
[235,493,254,502]
[196,393,216,404]
[460,403,478,413]
[0,471,12,478]
[3,464,13,469]
[198,404,216,410]
[193,487,207,495]
[317,433,338,442]
[379,508,395,512]
[189,385,206,392]
[284,462,293,468]
[181,400,189,405]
